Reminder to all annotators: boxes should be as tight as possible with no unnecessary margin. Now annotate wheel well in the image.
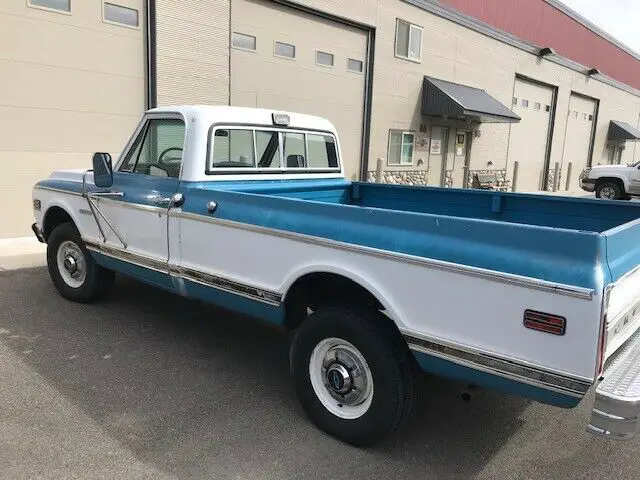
[595,177,625,191]
[284,272,385,330]
[43,206,74,241]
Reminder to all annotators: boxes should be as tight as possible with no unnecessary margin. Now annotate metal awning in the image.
[422,76,520,123]
[608,120,640,141]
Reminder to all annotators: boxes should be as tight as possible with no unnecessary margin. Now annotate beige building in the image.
[2,0,640,239]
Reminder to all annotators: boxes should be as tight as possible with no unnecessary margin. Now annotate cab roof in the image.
[147,105,338,134]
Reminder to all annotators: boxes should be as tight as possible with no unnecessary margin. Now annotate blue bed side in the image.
[181,181,606,289]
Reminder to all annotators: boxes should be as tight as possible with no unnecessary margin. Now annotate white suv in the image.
[580,162,640,200]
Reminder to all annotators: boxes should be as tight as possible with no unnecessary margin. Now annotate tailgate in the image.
[602,217,640,360]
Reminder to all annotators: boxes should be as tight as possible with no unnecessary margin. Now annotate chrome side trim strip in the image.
[94,195,168,214]
[84,239,282,306]
[403,331,593,397]
[85,240,168,273]
[173,266,282,307]
[34,186,83,197]
[172,211,594,300]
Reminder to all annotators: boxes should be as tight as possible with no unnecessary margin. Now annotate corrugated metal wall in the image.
[155,0,230,106]
[439,0,640,91]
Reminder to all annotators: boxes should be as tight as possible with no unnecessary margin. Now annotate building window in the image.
[395,19,422,62]
[232,32,256,51]
[534,102,541,111]
[388,130,415,165]
[316,51,334,67]
[588,114,593,121]
[104,3,139,27]
[521,99,529,108]
[545,105,551,112]
[347,58,363,73]
[28,0,70,12]
[274,41,295,59]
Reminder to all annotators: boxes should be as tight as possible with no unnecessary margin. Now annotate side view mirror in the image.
[92,152,113,188]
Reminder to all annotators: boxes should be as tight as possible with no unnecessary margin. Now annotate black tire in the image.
[595,181,623,200]
[46,222,115,303]
[290,306,415,447]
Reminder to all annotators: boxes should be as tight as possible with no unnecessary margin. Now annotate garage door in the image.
[507,78,555,192]
[230,0,368,180]
[0,0,145,238]
[560,93,597,190]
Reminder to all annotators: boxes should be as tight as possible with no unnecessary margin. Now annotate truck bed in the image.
[190,179,640,289]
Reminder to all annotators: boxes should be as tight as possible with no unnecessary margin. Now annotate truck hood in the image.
[587,164,629,177]
[49,168,94,183]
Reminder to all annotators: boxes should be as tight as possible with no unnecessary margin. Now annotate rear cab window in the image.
[208,125,339,174]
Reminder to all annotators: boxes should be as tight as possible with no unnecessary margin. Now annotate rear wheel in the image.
[290,305,415,446]
[46,223,115,302]
[595,181,623,200]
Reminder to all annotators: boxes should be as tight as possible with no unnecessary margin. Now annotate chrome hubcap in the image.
[310,338,374,419]
[321,346,370,405]
[63,255,78,274]
[56,241,86,288]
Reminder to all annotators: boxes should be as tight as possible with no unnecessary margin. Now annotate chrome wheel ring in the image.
[56,240,86,288]
[600,186,616,199]
[309,337,374,419]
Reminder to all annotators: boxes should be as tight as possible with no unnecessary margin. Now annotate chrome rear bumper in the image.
[588,327,640,439]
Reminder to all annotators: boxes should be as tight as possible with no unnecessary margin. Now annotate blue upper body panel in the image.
[36,176,640,290]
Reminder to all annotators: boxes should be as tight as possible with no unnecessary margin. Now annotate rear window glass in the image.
[212,129,254,168]
[209,127,339,172]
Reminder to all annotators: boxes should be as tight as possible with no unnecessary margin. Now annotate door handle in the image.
[151,196,172,207]
[150,193,184,208]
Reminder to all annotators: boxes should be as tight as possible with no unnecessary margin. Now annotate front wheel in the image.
[595,182,624,200]
[290,306,415,446]
[46,222,115,303]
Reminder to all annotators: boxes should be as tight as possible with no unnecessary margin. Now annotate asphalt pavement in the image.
[1,268,639,480]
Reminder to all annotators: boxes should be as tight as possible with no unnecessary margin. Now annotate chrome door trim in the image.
[402,330,593,397]
[171,211,595,300]
[84,238,282,306]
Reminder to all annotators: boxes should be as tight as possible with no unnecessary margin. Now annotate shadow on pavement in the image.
[0,268,529,479]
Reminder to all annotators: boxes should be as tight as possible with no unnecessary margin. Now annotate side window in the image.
[212,129,255,168]
[119,119,185,178]
[307,134,338,168]
[255,130,281,168]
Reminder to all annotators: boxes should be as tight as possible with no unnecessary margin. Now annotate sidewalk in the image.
[0,237,46,271]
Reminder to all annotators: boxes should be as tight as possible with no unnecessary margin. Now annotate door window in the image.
[119,118,186,178]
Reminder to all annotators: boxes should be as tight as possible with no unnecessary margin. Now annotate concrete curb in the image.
[0,237,46,271]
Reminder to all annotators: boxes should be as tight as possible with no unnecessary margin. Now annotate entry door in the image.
[450,130,468,188]
[96,117,185,289]
[426,126,447,186]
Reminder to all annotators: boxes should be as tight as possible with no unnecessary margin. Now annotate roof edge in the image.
[402,0,640,100]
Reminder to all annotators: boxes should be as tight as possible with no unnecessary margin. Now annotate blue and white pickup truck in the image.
[32,106,640,446]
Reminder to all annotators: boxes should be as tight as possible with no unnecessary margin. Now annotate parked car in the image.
[32,106,640,446]
[579,162,640,199]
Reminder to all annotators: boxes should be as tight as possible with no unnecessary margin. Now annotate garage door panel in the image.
[0,107,139,154]
[0,60,143,116]
[561,94,597,190]
[0,14,143,77]
[231,0,367,181]
[508,79,555,192]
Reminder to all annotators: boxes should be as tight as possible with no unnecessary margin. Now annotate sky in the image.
[558,0,640,54]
